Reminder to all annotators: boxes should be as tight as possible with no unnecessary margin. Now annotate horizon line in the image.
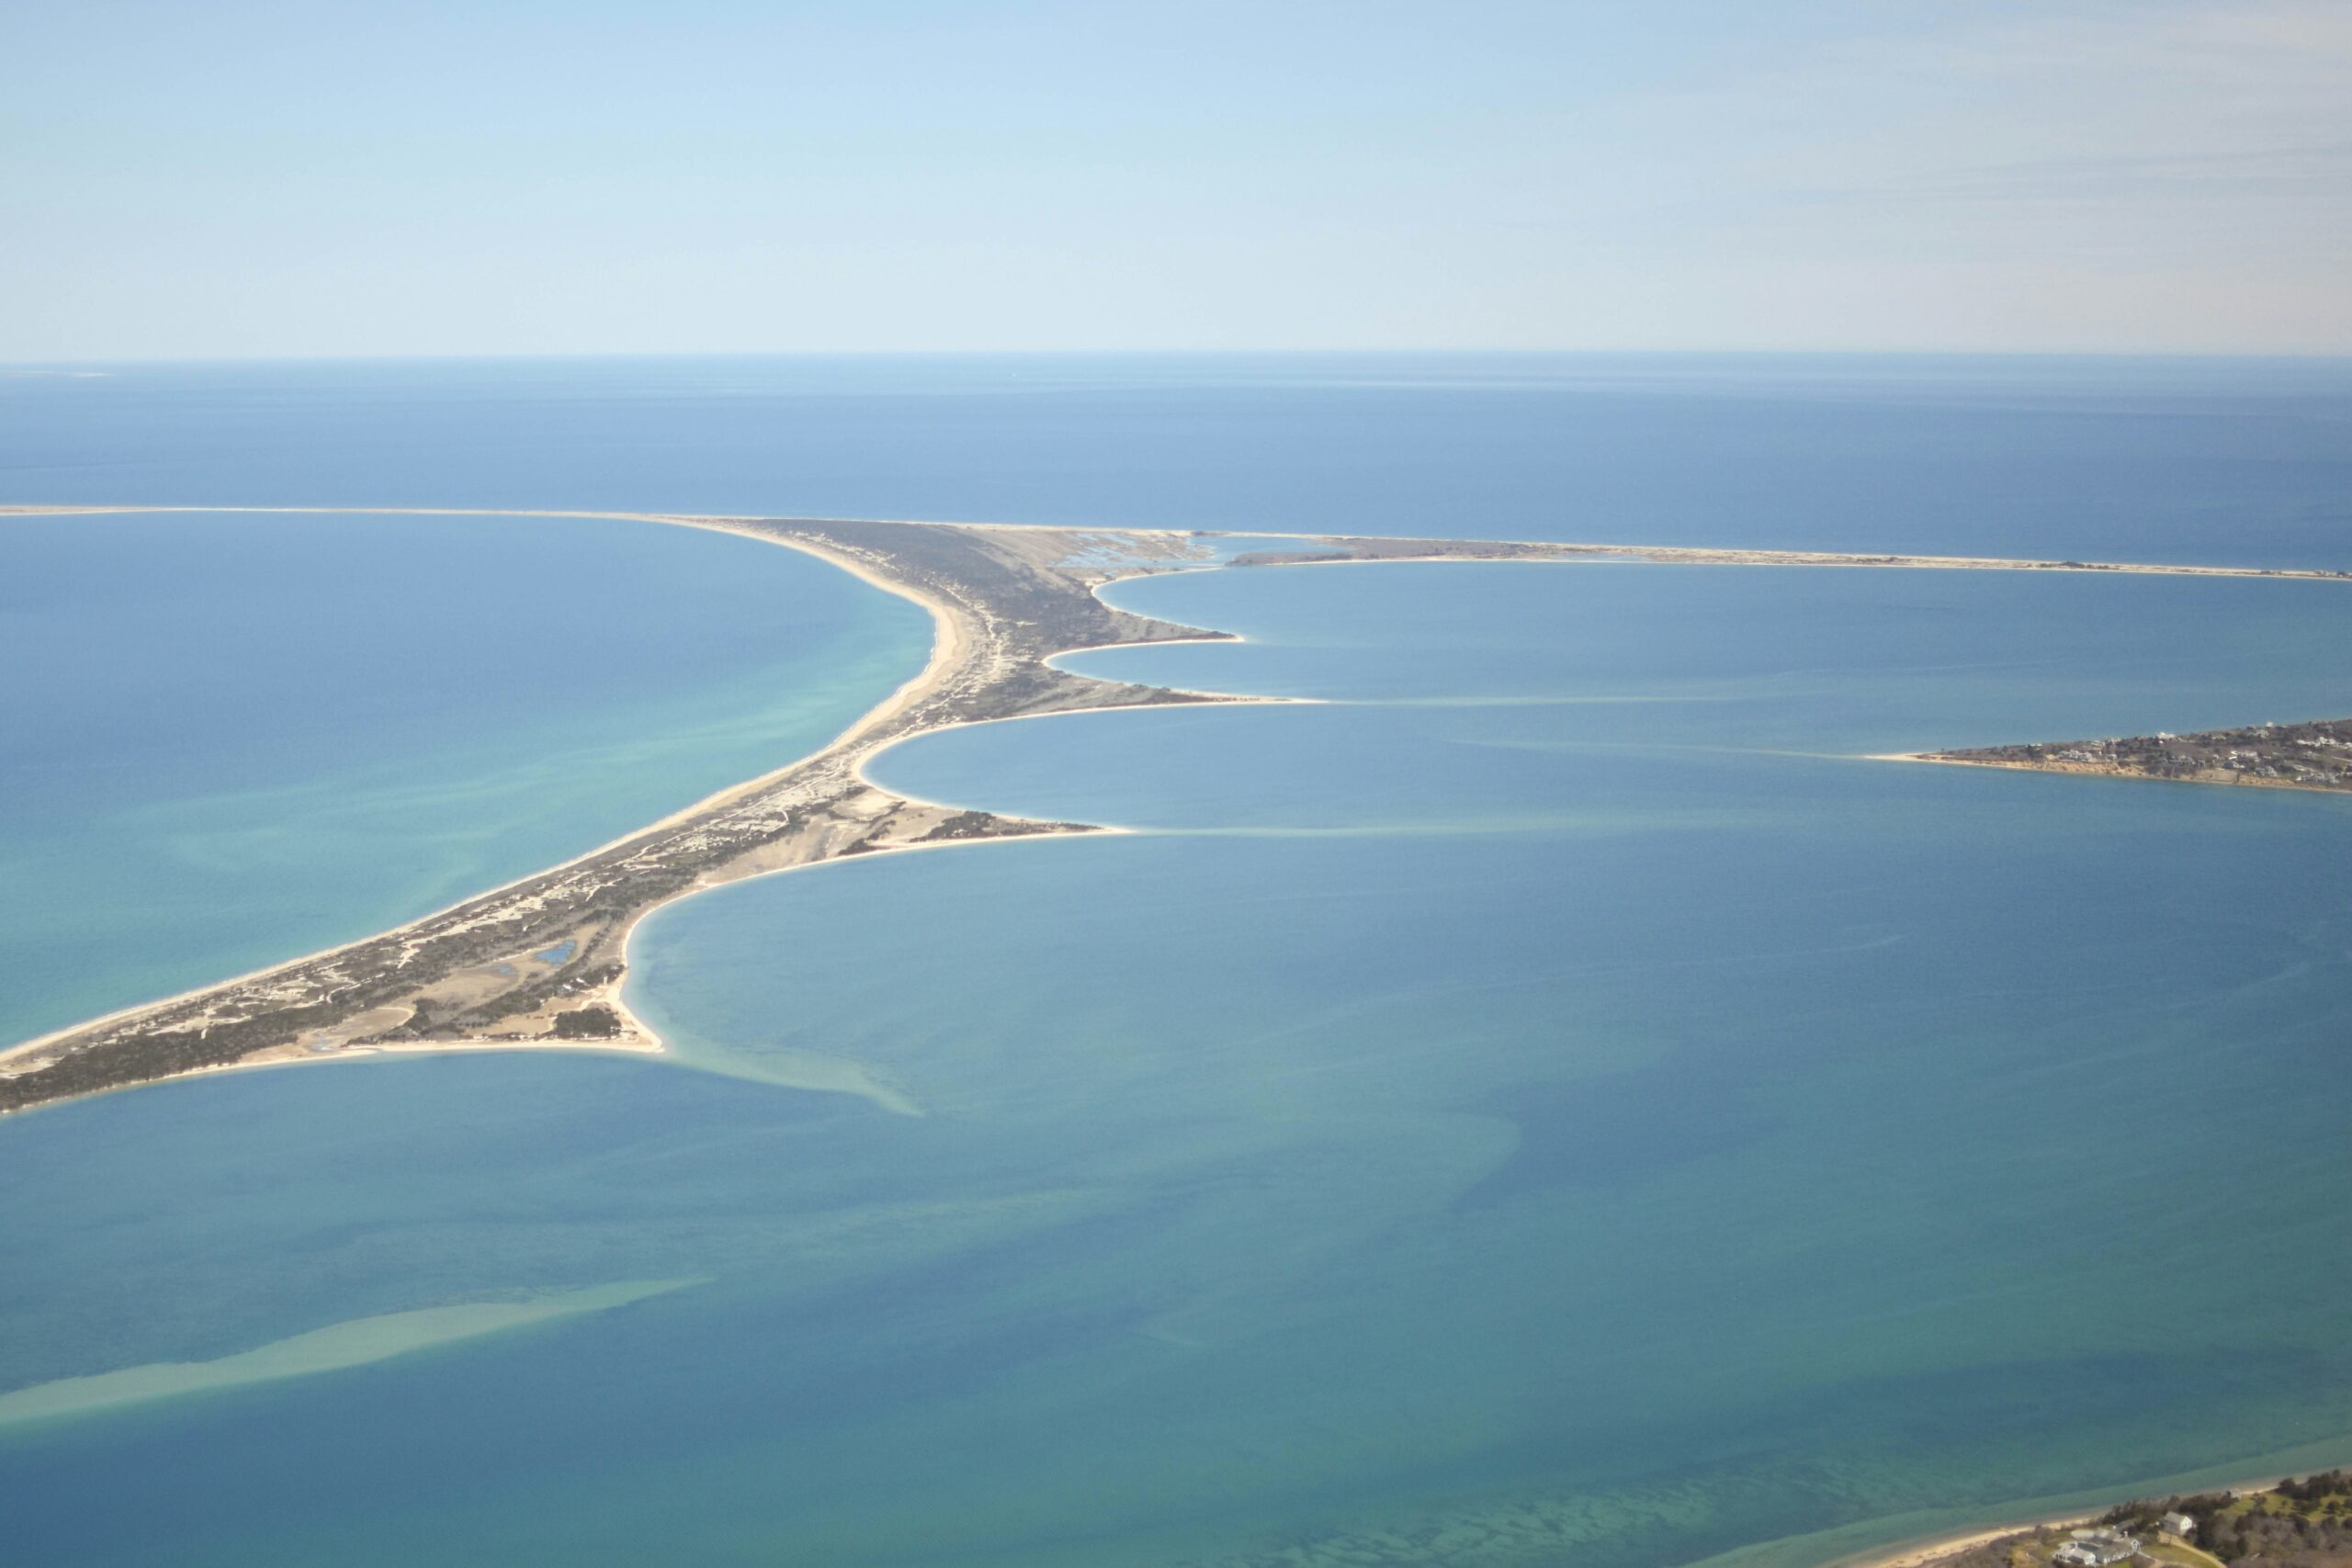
[9,346,2352,372]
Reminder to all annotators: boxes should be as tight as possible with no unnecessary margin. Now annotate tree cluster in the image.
[2098,1474,2352,1568]
[550,1005,623,1040]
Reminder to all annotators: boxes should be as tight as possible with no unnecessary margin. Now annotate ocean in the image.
[6,354,2350,567]
[1,355,2348,1567]
[0,509,930,1046]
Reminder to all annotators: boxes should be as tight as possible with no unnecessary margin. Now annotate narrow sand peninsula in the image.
[1878,752,2352,797]
[6,506,2347,1114]
[8,504,2351,581]
[0,513,1254,1112]
[1872,717,2352,798]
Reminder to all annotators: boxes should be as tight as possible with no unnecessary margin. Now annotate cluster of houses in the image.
[2048,1515,2195,1568]
[2215,745,2345,784]
[1973,725,2351,790]
[2053,1528,2140,1567]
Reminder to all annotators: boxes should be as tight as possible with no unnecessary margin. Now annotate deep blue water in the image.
[2,357,2350,1567]
[5,355,2350,568]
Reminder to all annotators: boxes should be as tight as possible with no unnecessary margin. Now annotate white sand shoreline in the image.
[1866,751,2352,798]
[0,509,1293,1098]
[1827,1469,2321,1568]
[7,502,2349,581]
[0,518,971,1070]
[8,501,2346,1096]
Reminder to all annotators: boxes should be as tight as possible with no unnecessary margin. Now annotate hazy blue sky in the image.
[5,1,2347,360]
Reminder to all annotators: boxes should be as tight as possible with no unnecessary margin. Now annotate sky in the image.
[3,0,2348,360]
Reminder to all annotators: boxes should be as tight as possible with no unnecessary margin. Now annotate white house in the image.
[2054,1529,2139,1568]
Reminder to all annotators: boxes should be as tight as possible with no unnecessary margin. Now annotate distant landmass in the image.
[1898,719,2352,795]
[6,505,2351,1114]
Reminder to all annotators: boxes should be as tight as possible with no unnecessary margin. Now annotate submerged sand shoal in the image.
[6,504,2350,1115]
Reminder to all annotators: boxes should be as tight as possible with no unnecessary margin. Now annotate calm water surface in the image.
[5,354,2349,568]
[0,509,928,1045]
[5,558,2351,1566]
[2,359,2350,1567]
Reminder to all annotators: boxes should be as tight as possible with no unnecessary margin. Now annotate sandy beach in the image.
[1867,752,2352,798]
[9,502,2352,582]
[9,502,2349,1113]
[1838,1510,2106,1568]
[0,518,969,1077]
[1828,1469,2334,1568]
[0,509,1263,1110]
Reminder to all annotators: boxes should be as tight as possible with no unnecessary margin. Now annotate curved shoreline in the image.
[0,510,1272,1110]
[1869,750,2352,799]
[11,501,2352,581]
[10,503,2352,1567]
[0,521,967,1070]
[8,503,2351,1114]
[1819,1465,2335,1568]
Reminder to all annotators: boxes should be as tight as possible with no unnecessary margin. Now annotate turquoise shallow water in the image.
[0,509,930,1045]
[4,553,2349,1566]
